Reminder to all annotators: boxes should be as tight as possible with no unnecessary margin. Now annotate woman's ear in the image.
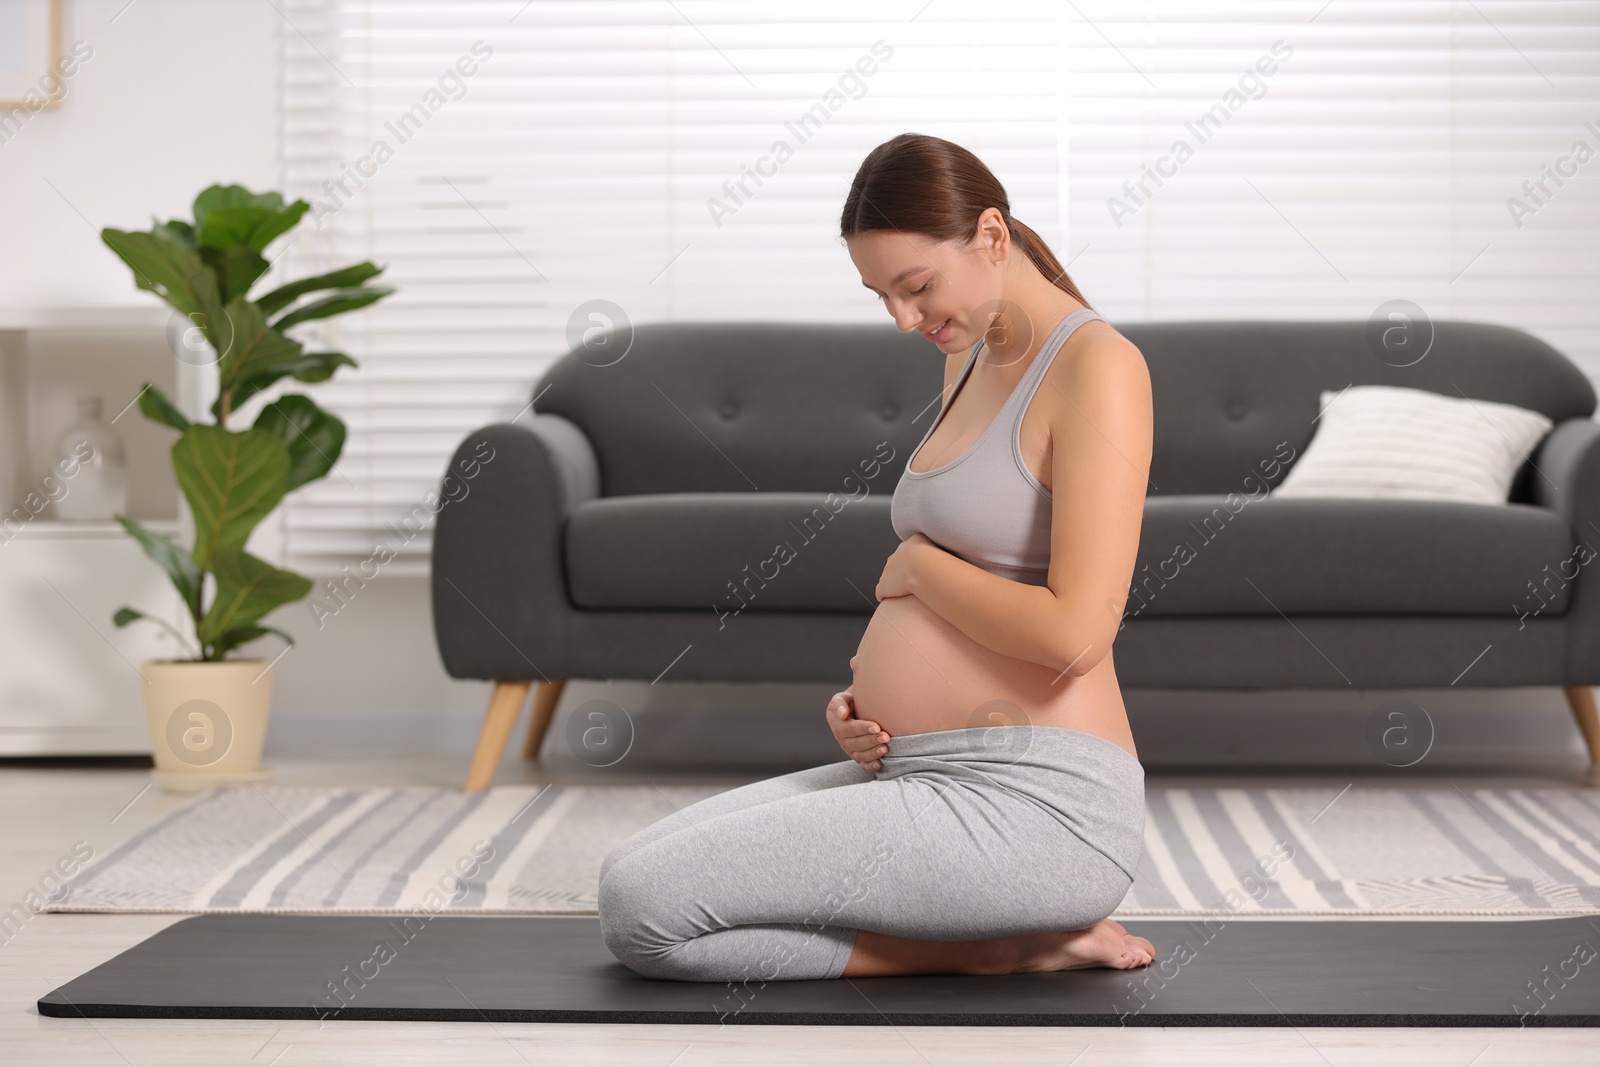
[973,206,1010,262]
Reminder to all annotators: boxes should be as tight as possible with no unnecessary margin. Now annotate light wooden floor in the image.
[4,737,1599,1064]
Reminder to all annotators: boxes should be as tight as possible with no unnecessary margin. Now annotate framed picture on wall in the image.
[0,0,64,109]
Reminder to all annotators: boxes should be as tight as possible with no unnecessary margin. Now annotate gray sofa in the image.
[431,319,1600,790]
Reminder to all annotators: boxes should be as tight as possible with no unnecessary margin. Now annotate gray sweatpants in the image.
[597,724,1145,983]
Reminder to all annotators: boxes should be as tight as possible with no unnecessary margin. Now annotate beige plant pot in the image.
[141,658,276,792]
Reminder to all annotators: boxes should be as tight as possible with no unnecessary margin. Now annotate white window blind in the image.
[1063,0,1600,377]
[276,0,1070,575]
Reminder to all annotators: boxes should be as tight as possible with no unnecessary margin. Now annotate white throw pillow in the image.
[1270,385,1554,504]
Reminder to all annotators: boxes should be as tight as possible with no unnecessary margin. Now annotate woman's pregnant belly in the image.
[849,593,1136,754]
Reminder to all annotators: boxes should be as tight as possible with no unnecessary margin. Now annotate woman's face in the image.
[847,213,1007,353]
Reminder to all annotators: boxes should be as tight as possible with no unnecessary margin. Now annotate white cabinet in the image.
[0,521,186,754]
[0,307,194,755]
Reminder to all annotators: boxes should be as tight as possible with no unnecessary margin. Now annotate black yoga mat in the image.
[38,914,1600,1026]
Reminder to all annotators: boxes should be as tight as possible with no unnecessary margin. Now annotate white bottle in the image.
[53,396,129,521]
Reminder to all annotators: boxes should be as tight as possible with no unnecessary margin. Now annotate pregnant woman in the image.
[599,132,1155,984]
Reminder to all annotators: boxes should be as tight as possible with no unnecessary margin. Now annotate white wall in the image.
[1,0,282,304]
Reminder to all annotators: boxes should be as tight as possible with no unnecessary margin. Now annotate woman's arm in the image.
[889,334,1153,678]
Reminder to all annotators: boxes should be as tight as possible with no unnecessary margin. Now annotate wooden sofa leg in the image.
[1563,686,1600,776]
[464,681,533,792]
[522,679,567,760]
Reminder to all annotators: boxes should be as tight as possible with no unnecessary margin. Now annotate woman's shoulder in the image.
[1048,317,1150,401]
[1035,317,1153,474]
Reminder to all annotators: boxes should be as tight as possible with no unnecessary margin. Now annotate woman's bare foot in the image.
[842,919,1155,978]
[985,918,1154,975]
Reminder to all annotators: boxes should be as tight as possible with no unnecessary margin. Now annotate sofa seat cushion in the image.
[566,493,900,612]
[1131,496,1578,617]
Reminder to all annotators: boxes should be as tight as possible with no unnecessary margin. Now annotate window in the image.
[1064,1,1600,374]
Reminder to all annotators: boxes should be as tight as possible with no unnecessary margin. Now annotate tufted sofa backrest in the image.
[1119,319,1594,500]
[530,319,1595,500]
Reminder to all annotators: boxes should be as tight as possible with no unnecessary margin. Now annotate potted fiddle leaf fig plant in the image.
[100,183,392,789]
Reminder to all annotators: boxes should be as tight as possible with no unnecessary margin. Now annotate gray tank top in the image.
[891,308,1105,586]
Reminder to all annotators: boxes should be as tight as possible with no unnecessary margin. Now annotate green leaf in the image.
[254,263,385,317]
[191,185,307,252]
[224,351,358,417]
[258,624,295,645]
[136,383,189,432]
[253,394,346,491]
[194,184,287,219]
[281,350,359,383]
[210,624,295,660]
[271,286,393,332]
[197,203,309,253]
[192,185,309,252]
[100,228,225,331]
[113,514,202,620]
[111,604,201,658]
[199,245,271,304]
[209,626,266,658]
[172,426,291,571]
[198,545,312,645]
[153,219,195,247]
[213,298,304,415]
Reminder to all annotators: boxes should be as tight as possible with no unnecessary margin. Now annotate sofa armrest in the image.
[1532,418,1600,528]
[430,415,601,681]
[1530,416,1600,683]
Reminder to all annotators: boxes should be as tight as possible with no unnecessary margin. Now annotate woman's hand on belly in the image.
[874,533,934,600]
[826,681,891,772]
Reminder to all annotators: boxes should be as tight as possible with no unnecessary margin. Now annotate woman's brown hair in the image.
[839,132,1092,309]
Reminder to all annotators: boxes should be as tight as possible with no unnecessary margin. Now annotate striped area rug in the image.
[42,783,1600,918]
